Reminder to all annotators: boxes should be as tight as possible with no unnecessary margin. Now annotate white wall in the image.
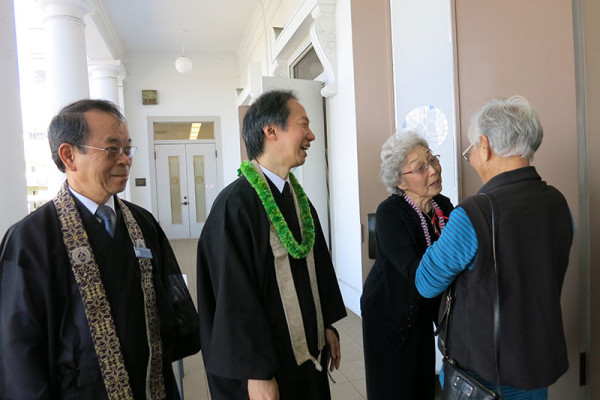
[326,0,362,315]
[121,54,241,212]
[389,0,458,205]
[236,0,363,315]
[236,0,304,89]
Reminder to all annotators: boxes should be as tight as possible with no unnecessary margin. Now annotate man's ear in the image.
[58,143,77,172]
[479,135,492,161]
[263,125,277,141]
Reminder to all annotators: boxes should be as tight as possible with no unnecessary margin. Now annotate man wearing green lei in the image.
[197,90,346,399]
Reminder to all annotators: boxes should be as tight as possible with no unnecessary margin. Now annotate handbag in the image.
[442,358,499,400]
[440,193,501,400]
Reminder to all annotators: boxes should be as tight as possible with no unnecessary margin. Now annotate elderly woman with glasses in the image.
[361,129,453,400]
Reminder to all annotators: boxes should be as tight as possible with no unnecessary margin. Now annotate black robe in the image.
[196,176,346,400]
[361,194,453,400]
[0,194,200,399]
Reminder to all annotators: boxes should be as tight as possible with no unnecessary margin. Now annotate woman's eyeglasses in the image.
[401,155,441,175]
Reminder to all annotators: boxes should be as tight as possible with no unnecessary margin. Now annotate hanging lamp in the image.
[175,30,192,74]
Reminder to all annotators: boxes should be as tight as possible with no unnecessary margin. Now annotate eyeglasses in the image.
[462,143,474,161]
[401,155,441,175]
[79,145,137,160]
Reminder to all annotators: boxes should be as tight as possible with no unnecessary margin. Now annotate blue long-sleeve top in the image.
[415,207,477,298]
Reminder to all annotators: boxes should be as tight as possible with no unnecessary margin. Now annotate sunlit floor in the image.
[175,309,366,400]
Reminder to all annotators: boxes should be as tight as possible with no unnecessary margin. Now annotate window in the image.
[292,47,323,80]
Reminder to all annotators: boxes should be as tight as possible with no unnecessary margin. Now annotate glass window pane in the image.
[193,155,207,222]
[168,156,183,224]
[292,47,324,80]
[154,122,215,140]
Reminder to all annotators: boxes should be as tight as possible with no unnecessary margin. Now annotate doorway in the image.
[154,143,218,239]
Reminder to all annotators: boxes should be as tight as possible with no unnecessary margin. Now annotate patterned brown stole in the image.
[53,182,165,399]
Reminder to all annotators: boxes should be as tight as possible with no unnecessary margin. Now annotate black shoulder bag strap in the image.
[440,192,502,397]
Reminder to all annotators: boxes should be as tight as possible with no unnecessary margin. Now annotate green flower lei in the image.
[239,161,315,259]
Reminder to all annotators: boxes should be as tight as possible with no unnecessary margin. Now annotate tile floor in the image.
[170,239,440,400]
[175,309,366,400]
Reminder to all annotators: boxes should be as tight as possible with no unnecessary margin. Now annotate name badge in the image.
[134,247,153,259]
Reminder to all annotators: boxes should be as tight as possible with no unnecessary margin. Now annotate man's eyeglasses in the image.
[462,143,474,161]
[401,155,441,175]
[79,145,138,160]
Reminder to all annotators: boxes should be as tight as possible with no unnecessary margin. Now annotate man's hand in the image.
[248,378,279,400]
[326,328,341,371]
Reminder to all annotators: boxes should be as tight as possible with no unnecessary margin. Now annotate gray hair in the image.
[468,95,543,161]
[242,89,298,160]
[48,99,125,172]
[380,129,430,195]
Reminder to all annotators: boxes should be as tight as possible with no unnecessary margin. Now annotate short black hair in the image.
[48,99,125,172]
[242,89,298,160]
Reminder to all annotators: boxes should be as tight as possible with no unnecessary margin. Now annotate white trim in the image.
[87,0,124,60]
[270,0,337,97]
[338,280,362,317]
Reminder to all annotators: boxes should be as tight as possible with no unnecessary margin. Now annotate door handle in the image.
[182,201,188,205]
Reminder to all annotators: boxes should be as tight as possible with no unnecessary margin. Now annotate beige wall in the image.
[581,0,600,396]
[454,0,580,397]
[350,0,396,283]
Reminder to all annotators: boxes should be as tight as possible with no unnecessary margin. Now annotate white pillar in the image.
[38,0,91,196]
[0,0,28,233]
[88,60,125,106]
[38,0,91,113]
[88,60,130,200]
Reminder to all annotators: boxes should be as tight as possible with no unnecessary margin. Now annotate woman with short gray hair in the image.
[465,95,543,161]
[361,129,453,399]
[416,96,571,400]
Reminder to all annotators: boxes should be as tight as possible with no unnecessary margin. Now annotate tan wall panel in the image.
[582,0,600,396]
[350,0,395,283]
[454,0,579,397]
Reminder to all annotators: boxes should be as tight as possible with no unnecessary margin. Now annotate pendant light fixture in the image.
[175,29,192,74]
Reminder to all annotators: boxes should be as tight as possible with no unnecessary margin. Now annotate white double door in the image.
[155,143,218,239]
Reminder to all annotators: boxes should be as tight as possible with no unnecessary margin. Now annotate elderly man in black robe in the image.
[0,99,200,399]
[197,89,347,400]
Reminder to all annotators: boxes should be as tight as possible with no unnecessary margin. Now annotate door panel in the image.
[156,145,189,238]
[155,143,217,239]
[186,143,217,237]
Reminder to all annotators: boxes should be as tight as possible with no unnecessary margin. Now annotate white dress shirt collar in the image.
[258,163,290,194]
[69,187,116,217]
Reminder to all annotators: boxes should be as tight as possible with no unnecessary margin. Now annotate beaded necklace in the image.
[402,193,446,247]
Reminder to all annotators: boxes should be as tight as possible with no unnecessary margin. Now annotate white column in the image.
[88,60,125,106]
[39,0,91,113]
[88,60,130,201]
[38,0,91,196]
[0,0,28,233]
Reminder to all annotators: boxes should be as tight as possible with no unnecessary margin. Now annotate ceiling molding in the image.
[87,0,124,60]
[236,0,282,72]
[271,0,337,97]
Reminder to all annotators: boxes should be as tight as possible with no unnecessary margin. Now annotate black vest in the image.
[440,167,572,389]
